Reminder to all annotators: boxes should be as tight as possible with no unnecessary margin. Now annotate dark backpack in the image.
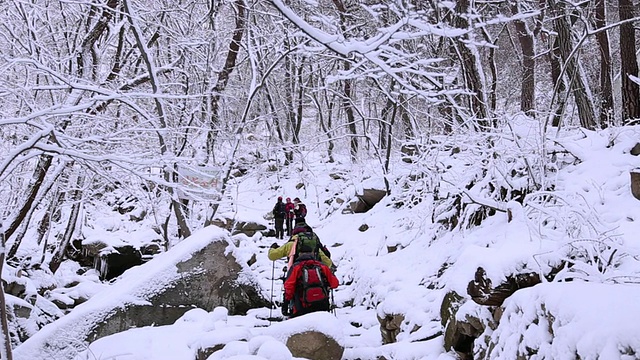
[273,202,286,217]
[295,203,307,218]
[297,261,330,311]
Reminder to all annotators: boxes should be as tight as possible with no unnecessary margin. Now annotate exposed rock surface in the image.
[95,244,143,280]
[467,266,541,306]
[286,331,344,360]
[71,235,165,280]
[210,217,267,236]
[377,313,405,344]
[441,290,475,358]
[348,188,386,213]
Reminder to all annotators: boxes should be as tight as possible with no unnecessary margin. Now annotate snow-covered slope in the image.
[15,123,640,360]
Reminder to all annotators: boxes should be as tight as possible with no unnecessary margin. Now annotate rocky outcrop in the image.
[439,268,543,359]
[467,267,541,306]
[210,218,268,237]
[377,313,405,344]
[348,188,387,213]
[286,331,344,360]
[95,245,143,280]
[441,291,474,359]
[13,226,269,360]
[71,235,165,281]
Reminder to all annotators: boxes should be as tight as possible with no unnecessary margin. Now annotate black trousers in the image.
[285,217,294,236]
[275,217,285,239]
[290,295,330,317]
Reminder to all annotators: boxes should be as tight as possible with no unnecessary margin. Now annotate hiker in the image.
[293,197,307,222]
[268,221,334,271]
[284,197,295,236]
[272,196,286,239]
[295,221,331,258]
[283,244,339,318]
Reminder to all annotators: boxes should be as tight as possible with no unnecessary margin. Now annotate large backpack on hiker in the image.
[294,232,319,259]
[273,202,286,218]
[293,231,331,263]
[292,260,330,316]
[294,203,307,219]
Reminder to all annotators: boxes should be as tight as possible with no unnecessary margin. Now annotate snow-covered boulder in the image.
[13,226,269,360]
[482,282,640,359]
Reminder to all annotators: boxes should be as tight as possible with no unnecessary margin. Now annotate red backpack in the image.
[297,261,329,310]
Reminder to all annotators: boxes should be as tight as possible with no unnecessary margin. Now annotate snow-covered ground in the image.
[12,122,640,359]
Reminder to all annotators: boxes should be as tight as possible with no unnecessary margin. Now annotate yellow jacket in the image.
[268,236,333,268]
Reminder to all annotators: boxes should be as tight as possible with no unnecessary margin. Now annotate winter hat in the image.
[278,196,282,200]
[294,197,300,202]
[286,197,291,202]
[292,225,308,235]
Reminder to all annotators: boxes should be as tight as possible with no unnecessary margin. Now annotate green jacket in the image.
[268,234,333,268]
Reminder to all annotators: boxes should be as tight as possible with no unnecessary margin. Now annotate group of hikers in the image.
[268,196,339,318]
[271,196,307,239]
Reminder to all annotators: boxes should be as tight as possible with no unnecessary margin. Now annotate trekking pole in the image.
[269,261,275,322]
[281,266,288,318]
[331,289,337,316]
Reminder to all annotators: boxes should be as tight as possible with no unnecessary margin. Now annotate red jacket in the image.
[284,259,339,300]
[285,202,295,219]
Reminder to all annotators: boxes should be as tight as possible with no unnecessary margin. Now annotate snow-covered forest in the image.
[1,0,640,359]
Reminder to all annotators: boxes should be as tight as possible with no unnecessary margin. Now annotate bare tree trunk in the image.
[326,108,335,163]
[595,0,613,127]
[453,0,489,129]
[379,95,394,150]
[283,39,296,165]
[486,36,498,114]
[3,154,53,244]
[77,0,120,79]
[549,0,596,130]
[619,0,640,123]
[310,86,336,163]
[206,0,247,159]
[267,90,284,141]
[124,0,192,238]
[168,167,191,239]
[0,226,14,360]
[49,174,84,274]
[399,94,414,140]
[511,3,536,117]
[383,100,397,195]
[548,38,567,127]
[292,59,305,145]
[343,62,358,162]
[316,67,338,163]
[7,162,65,259]
[331,0,359,161]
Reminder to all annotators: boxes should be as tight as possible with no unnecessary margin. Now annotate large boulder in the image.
[286,331,344,360]
[348,188,387,213]
[13,226,270,360]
